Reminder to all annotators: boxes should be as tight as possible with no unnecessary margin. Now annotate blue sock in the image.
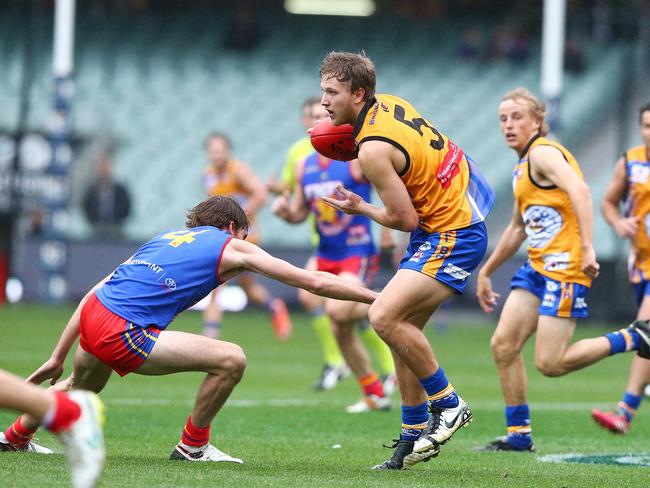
[618,391,642,422]
[605,328,640,355]
[505,404,532,449]
[420,367,459,408]
[400,403,429,442]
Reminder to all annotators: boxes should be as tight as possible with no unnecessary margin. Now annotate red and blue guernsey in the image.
[96,226,231,329]
[301,153,376,260]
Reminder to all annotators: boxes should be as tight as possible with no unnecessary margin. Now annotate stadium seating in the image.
[0,7,633,253]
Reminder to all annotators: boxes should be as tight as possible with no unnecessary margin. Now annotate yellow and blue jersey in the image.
[353,94,495,233]
[512,136,591,287]
[96,226,231,329]
[301,153,376,260]
[623,145,650,284]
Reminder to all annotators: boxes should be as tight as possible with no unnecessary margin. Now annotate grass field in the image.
[0,304,649,487]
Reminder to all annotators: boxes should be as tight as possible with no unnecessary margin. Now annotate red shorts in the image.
[316,255,378,286]
[79,293,161,377]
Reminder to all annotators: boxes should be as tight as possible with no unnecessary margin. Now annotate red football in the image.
[310,118,358,161]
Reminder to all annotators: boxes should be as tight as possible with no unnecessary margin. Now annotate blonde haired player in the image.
[476,88,650,451]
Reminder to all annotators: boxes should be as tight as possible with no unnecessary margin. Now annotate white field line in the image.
[105,398,614,410]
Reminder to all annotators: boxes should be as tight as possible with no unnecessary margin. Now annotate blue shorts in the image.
[510,262,589,318]
[632,280,650,307]
[399,221,488,294]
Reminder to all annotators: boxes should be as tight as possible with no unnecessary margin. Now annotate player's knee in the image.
[223,345,247,381]
[367,303,394,341]
[535,358,566,377]
[325,301,352,325]
[490,334,518,363]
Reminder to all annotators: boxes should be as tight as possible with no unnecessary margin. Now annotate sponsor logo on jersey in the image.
[443,263,470,280]
[436,140,463,189]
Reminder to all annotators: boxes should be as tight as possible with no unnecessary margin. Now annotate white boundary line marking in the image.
[105,398,615,410]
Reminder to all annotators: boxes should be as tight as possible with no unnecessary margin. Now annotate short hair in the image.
[185,195,249,232]
[319,51,376,102]
[204,131,232,149]
[302,96,322,110]
[502,87,549,136]
[640,102,650,123]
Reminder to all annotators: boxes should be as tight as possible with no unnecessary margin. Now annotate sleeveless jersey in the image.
[512,136,591,286]
[301,153,376,260]
[623,145,650,283]
[202,159,259,243]
[96,226,231,329]
[353,94,495,233]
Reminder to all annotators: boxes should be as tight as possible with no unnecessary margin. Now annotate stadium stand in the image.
[0,6,634,253]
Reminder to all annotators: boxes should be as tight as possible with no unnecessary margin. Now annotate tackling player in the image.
[0,196,377,463]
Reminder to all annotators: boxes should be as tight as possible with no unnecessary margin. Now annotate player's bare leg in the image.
[202,289,224,339]
[137,330,246,463]
[592,295,650,434]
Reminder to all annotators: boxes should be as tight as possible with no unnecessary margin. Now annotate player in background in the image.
[202,132,291,340]
[0,196,377,463]
[273,152,395,412]
[269,97,395,392]
[268,97,349,389]
[476,88,650,452]
[318,51,495,469]
[592,102,650,434]
[0,369,104,488]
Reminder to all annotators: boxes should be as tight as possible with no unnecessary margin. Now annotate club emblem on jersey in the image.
[523,205,563,248]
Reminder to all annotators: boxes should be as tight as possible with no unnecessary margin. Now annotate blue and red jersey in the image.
[96,226,231,329]
[300,153,376,260]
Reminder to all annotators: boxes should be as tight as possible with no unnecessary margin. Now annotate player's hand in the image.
[271,191,291,218]
[266,174,285,195]
[614,217,639,239]
[476,271,500,314]
[26,357,65,386]
[322,184,365,215]
[581,245,600,279]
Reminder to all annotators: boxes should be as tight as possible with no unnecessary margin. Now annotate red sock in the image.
[360,372,385,398]
[181,416,210,448]
[5,416,39,448]
[43,391,82,435]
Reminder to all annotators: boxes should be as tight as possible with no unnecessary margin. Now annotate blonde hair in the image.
[502,87,549,136]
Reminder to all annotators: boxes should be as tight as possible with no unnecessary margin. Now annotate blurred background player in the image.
[272,152,395,412]
[592,102,650,434]
[476,88,650,452]
[1,196,377,465]
[268,97,348,389]
[202,132,291,340]
[0,369,104,488]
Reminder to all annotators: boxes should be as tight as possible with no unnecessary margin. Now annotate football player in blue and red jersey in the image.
[273,153,394,412]
[1,196,377,464]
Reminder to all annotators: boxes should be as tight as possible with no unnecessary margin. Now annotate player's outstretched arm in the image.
[27,274,112,385]
[221,239,378,304]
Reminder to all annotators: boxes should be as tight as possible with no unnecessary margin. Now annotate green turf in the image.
[0,304,649,487]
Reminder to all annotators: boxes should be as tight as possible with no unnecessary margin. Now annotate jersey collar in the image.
[352,97,377,139]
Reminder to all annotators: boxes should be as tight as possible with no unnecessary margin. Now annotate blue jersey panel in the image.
[96,226,231,329]
[301,153,376,260]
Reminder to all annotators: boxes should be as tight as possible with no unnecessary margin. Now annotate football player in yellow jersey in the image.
[201,132,292,341]
[476,88,650,452]
[592,102,650,434]
[318,51,495,469]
